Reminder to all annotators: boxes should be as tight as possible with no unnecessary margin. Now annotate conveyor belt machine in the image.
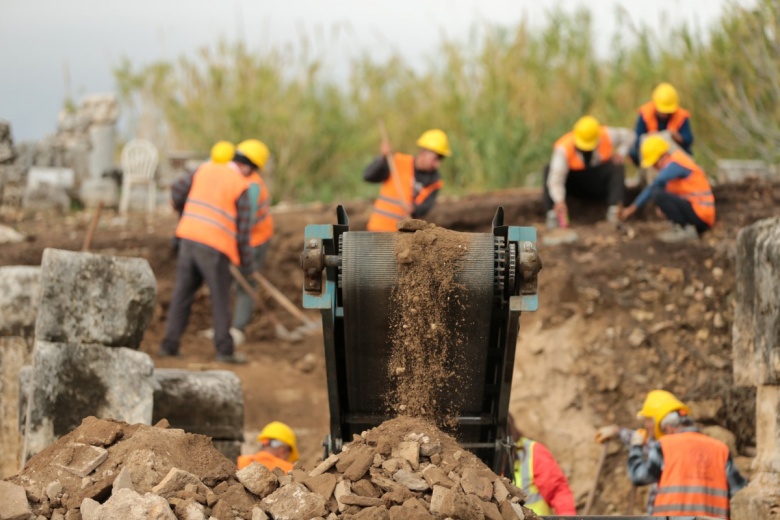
[300,207,541,473]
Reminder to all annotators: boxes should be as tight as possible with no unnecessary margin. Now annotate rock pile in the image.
[3,415,536,520]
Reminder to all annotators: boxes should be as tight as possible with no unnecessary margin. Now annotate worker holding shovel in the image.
[364,128,449,231]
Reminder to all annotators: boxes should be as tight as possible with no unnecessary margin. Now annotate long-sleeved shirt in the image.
[631,159,695,208]
[170,166,254,272]
[627,427,747,502]
[521,441,577,515]
[547,127,635,204]
[630,114,694,165]
[363,156,440,218]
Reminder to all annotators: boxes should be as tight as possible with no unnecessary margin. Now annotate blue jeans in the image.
[232,242,270,331]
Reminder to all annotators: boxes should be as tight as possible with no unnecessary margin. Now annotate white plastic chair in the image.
[119,139,159,215]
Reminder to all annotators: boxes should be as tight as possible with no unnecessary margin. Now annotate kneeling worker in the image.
[237,421,299,473]
[544,115,635,228]
[365,129,449,231]
[620,135,715,242]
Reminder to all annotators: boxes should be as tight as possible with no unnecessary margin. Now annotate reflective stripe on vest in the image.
[249,172,274,247]
[514,439,553,516]
[367,153,415,232]
[653,432,730,519]
[176,162,249,265]
[664,150,716,226]
[639,101,691,133]
[553,127,613,171]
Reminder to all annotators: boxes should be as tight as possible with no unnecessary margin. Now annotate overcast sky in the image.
[0,0,746,141]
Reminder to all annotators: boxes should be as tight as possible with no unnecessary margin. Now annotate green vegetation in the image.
[115,1,779,203]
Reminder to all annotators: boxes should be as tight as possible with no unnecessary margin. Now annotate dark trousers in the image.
[652,190,711,234]
[161,239,234,356]
[543,162,625,211]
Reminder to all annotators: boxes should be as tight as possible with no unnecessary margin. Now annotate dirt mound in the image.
[4,415,535,519]
[389,221,473,423]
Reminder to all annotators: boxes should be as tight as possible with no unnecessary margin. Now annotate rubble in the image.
[1,415,537,520]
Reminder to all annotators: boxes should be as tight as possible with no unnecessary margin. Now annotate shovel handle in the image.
[229,264,288,331]
[252,271,315,326]
[584,443,609,515]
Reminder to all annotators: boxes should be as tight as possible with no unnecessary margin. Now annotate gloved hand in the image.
[595,425,619,444]
[630,428,648,447]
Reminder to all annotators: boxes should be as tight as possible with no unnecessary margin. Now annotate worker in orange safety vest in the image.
[238,421,299,473]
[364,129,449,231]
[629,82,694,166]
[626,390,746,518]
[620,135,715,243]
[231,139,274,340]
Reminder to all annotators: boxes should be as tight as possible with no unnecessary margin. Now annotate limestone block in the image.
[35,248,156,348]
[753,385,780,474]
[261,482,328,520]
[79,177,119,208]
[0,480,33,520]
[734,218,780,386]
[52,443,108,478]
[81,488,175,520]
[731,471,780,520]
[236,462,278,498]
[24,341,154,459]
[0,337,33,478]
[0,266,41,337]
[152,369,243,440]
[17,365,31,434]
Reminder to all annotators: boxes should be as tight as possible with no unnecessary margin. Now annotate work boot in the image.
[657,224,699,243]
[606,205,620,225]
[215,352,248,364]
[199,327,246,347]
[545,210,558,229]
[157,348,181,358]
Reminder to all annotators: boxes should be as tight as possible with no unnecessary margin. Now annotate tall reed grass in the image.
[115,2,778,203]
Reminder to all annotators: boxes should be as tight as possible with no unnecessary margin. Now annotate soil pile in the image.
[3,415,535,520]
[388,220,473,424]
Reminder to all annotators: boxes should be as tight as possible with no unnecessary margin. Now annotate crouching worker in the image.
[238,421,299,473]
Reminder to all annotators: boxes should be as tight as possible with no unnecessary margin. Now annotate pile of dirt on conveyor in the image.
[3,415,534,520]
[388,220,474,424]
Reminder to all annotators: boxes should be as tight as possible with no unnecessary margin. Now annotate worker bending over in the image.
[365,129,449,231]
[231,140,274,342]
[544,115,635,229]
[238,421,299,473]
[160,140,266,363]
[629,82,694,166]
[620,136,715,243]
[626,390,745,518]
[507,414,576,516]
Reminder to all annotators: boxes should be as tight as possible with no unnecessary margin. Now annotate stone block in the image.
[342,451,375,482]
[152,468,208,499]
[237,462,278,498]
[731,471,780,520]
[261,483,328,520]
[430,485,483,520]
[81,488,175,520]
[391,441,419,470]
[0,224,25,245]
[0,338,33,478]
[717,159,775,183]
[152,369,243,440]
[0,267,41,337]
[460,468,494,501]
[79,177,119,208]
[734,218,780,386]
[422,465,455,489]
[52,443,108,477]
[392,469,429,492]
[24,341,154,459]
[0,480,33,520]
[35,248,156,348]
[752,385,780,474]
[303,472,337,501]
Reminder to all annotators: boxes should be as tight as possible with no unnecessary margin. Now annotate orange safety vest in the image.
[237,451,294,473]
[176,162,249,265]
[249,172,274,247]
[639,101,691,134]
[653,432,730,518]
[553,127,613,171]
[366,153,443,232]
[664,150,716,226]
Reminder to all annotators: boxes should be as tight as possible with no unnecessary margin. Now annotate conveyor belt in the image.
[341,231,496,434]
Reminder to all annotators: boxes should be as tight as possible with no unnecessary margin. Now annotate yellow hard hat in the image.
[636,390,691,439]
[652,82,679,114]
[416,129,451,157]
[257,421,299,462]
[573,116,601,151]
[236,139,270,170]
[210,141,235,164]
[640,135,671,168]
